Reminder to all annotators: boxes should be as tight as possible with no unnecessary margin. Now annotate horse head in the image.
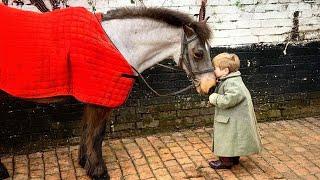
[101,5,216,95]
[179,22,215,95]
[178,0,215,95]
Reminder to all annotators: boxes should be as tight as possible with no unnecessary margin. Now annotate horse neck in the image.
[101,18,182,73]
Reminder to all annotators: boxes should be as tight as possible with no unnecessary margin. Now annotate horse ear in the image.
[183,25,195,37]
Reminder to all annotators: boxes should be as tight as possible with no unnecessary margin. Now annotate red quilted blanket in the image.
[0,4,135,108]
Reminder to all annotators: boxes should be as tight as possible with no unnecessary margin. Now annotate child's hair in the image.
[212,53,240,73]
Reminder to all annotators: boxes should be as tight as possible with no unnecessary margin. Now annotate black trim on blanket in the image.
[121,74,138,80]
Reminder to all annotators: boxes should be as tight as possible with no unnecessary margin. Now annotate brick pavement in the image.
[1,116,320,179]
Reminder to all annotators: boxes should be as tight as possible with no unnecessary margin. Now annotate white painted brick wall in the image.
[4,0,320,47]
[260,19,292,27]
[252,27,292,35]
[237,20,261,28]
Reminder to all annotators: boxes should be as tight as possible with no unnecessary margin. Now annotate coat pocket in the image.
[215,115,230,123]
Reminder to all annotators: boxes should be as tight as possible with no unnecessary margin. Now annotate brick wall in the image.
[1,42,319,151]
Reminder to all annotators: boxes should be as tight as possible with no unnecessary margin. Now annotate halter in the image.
[178,32,214,87]
[131,31,214,97]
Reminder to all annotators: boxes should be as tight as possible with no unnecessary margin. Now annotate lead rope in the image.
[130,66,193,97]
[156,63,180,71]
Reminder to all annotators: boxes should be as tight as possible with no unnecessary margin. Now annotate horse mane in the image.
[102,7,212,43]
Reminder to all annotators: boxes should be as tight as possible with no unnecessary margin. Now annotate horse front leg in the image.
[79,104,111,179]
[0,159,9,179]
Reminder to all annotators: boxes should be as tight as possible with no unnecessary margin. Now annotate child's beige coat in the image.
[209,71,263,157]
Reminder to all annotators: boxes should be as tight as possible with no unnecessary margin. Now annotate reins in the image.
[130,66,194,97]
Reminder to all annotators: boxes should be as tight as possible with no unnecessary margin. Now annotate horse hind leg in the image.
[79,119,88,168]
[79,104,111,179]
[0,159,9,179]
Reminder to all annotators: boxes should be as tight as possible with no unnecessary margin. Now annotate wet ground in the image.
[1,116,320,179]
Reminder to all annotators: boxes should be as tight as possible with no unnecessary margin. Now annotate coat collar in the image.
[219,71,241,81]
[214,71,241,93]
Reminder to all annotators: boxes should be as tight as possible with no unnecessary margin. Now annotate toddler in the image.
[208,53,263,169]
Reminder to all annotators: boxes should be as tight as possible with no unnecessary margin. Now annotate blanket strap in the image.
[121,74,138,80]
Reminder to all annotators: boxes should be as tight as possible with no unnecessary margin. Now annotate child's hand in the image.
[207,100,214,107]
[208,93,219,107]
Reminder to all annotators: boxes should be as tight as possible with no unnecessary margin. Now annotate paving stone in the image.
[123,174,140,180]
[14,174,29,180]
[170,171,187,179]
[136,164,154,179]
[160,153,175,162]
[164,160,178,167]
[153,168,170,178]
[133,157,148,166]
[120,160,137,176]
[1,117,320,179]
[149,162,164,170]
[61,170,77,179]
[176,157,193,165]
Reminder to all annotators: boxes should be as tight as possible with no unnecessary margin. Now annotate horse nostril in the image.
[197,51,203,57]
[208,86,215,94]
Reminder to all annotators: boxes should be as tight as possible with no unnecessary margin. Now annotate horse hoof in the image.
[92,172,110,180]
[84,161,109,180]
[0,163,9,179]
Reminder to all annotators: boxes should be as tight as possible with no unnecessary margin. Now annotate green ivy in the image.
[235,0,243,8]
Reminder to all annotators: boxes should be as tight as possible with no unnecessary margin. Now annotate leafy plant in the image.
[235,0,243,8]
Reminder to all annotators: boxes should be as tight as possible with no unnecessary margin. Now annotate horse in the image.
[0,5,216,180]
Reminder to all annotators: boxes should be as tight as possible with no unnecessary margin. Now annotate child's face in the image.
[214,67,229,78]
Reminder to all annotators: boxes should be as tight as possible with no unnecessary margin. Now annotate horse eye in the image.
[193,50,204,60]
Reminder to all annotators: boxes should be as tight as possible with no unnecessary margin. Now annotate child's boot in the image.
[209,157,233,169]
[232,156,240,165]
